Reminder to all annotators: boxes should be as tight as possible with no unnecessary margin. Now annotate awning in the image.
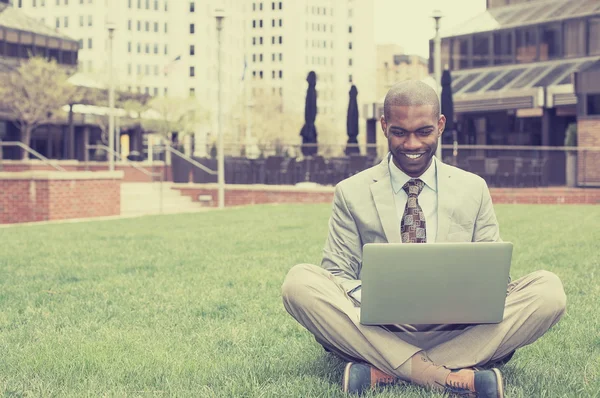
[441,0,600,38]
[450,56,600,113]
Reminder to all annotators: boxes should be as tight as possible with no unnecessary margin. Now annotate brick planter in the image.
[0,171,123,224]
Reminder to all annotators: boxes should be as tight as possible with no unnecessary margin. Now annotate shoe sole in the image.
[342,362,353,393]
[491,368,504,398]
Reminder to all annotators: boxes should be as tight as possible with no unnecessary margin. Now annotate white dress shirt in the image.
[388,155,438,243]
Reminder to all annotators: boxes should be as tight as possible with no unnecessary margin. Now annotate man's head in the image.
[380,80,446,177]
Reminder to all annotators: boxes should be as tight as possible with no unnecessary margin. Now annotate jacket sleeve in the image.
[473,179,501,243]
[321,184,363,293]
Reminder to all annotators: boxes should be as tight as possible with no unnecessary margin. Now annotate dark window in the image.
[189,88,195,97]
[516,27,537,63]
[190,23,194,34]
[190,45,195,55]
[278,2,282,9]
[472,35,490,67]
[511,65,547,89]
[539,24,561,60]
[190,66,195,77]
[279,36,282,44]
[452,38,469,70]
[533,63,576,87]
[279,70,282,78]
[587,94,600,115]
[189,1,194,12]
[488,68,526,91]
[464,70,504,93]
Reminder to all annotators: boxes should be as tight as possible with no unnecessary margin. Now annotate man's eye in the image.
[391,130,405,136]
[418,130,433,136]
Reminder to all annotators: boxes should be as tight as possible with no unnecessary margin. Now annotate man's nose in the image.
[403,134,421,151]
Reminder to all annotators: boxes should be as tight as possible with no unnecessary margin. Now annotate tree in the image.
[142,96,206,142]
[0,56,77,159]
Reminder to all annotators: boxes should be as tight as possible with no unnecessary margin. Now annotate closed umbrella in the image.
[300,71,318,157]
[441,69,457,164]
[345,85,360,156]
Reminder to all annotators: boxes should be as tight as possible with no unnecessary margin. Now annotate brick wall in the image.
[577,118,600,186]
[0,161,168,183]
[173,184,600,207]
[0,171,123,224]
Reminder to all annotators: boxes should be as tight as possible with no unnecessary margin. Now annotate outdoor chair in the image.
[495,157,517,187]
[265,156,284,185]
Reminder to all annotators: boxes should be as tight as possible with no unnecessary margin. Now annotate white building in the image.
[15,0,376,153]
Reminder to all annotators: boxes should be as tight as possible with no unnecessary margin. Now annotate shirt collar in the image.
[388,154,438,194]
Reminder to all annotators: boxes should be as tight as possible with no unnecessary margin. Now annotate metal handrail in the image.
[162,145,218,175]
[86,144,161,178]
[0,141,66,171]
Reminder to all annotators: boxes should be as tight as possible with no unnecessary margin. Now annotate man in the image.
[281,81,566,397]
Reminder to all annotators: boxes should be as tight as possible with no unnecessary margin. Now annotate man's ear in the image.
[380,116,388,138]
[438,115,447,137]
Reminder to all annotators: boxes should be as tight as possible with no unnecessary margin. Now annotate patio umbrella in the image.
[345,85,360,156]
[300,71,318,157]
[441,69,457,163]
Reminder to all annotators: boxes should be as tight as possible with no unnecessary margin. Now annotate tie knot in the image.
[402,179,425,197]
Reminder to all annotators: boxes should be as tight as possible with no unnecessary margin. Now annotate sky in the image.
[374,0,487,58]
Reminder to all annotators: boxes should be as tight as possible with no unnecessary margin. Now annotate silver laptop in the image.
[359,242,513,325]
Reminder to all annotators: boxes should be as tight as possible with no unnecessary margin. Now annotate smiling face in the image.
[380,105,445,177]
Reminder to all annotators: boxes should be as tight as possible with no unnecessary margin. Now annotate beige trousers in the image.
[282,263,566,379]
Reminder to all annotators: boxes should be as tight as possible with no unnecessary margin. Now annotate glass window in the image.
[451,38,469,70]
[587,94,600,115]
[190,23,194,34]
[563,20,585,58]
[472,35,490,67]
[539,24,561,61]
[533,62,576,87]
[488,68,527,91]
[453,72,480,92]
[516,27,537,63]
[190,66,195,77]
[589,18,600,56]
[510,65,547,89]
[190,45,195,56]
[464,70,503,93]
[493,31,513,65]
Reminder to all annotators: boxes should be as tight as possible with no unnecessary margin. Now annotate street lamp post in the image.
[432,10,443,161]
[107,21,116,172]
[215,8,226,209]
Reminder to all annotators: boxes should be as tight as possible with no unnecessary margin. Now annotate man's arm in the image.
[321,184,363,294]
[473,179,501,243]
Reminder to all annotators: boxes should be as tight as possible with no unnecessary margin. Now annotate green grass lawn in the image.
[1,204,599,397]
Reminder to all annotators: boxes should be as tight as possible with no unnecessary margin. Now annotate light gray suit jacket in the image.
[321,155,503,295]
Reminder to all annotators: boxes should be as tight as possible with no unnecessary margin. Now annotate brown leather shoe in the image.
[445,368,504,398]
[342,362,397,394]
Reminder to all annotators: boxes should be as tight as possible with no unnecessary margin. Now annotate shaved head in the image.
[383,80,440,121]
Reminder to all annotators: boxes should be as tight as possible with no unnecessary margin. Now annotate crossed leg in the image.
[281,263,566,381]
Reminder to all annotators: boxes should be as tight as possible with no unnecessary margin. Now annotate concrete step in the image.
[120,182,205,216]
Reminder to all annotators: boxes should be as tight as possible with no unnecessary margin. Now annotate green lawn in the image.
[1,204,599,397]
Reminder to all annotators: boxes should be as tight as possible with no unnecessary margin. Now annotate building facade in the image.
[376,44,429,101]
[427,0,600,186]
[15,0,376,156]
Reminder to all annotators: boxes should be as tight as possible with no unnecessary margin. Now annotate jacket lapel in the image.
[370,156,401,243]
[435,161,455,242]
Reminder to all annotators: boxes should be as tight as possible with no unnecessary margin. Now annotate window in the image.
[190,23,194,34]
[252,54,256,62]
[259,71,263,79]
[279,70,282,78]
[145,44,149,53]
[259,37,263,45]
[164,87,168,96]
[137,64,141,74]
[164,23,168,33]
[252,20,256,28]
[128,0,131,6]
[272,70,275,79]
[164,1,167,11]
[259,20,263,28]
[137,21,141,31]
[259,2,263,10]
[564,20,585,58]
[349,74,353,83]
[64,16,69,28]
[278,1,282,9]
[164,44,168,55]
[349,58,352,66]
[87,38,92,49]
[493,31,513,65]
[279,53,282,61]
[127,64,132,75]
[590,18,600,56]
[128,20,132,30]
[278,36,282,44]
[190,1,194,12]
[271,36,275,44]
[190,66,195,77]
[153,88,158,96]
[472,35,490,67]
[452,37,469,69]
[259,54,263,62]
[587,94,600,115]
[154,22,158,32]
[154,65,159,75]
[79,15,84,27]
[516,27,537,63]
[272,19,275,27]
[88,15,92,26]
[272,1,274,10]
[252,37,256,45]
[145,22,149,32]
[154,0,158,10]
[154,44,158,54]
[349,25,352,33]
[145,0,149,8]
[190,45,195,55]
[279,19,282,27]
[539,24,561,60]
[349,42,352,50]
[127,42,132,53]
[252,3,255,11]
[137,43,141,53]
